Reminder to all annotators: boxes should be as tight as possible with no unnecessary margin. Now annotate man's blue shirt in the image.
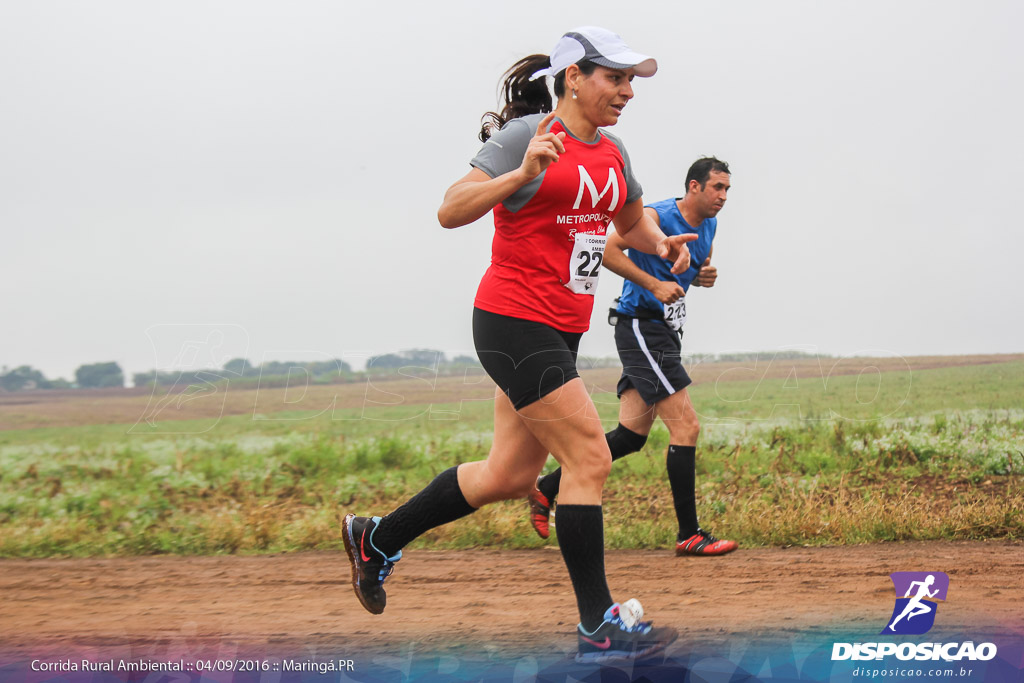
[616,197,716,316]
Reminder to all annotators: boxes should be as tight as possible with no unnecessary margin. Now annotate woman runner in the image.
[342,26,696,663]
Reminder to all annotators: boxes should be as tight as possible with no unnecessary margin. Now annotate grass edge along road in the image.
[0,357,1022,557]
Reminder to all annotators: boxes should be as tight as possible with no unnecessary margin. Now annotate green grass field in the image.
[1,360,1021,557]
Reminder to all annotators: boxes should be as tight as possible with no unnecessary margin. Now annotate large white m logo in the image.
[573,165,619,211]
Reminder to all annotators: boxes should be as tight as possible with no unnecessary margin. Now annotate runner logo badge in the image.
[882,571,949,635]
[832,570,996,662]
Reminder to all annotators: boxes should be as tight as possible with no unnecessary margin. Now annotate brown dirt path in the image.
[1,541,1021,658]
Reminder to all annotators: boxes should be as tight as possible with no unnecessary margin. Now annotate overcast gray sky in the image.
[2,1,1022,382]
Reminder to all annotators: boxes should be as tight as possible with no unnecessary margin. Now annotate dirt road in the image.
[2,541,1021,661]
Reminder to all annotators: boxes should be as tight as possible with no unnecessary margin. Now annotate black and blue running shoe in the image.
[576,602,678,663]
[342,514,402,615]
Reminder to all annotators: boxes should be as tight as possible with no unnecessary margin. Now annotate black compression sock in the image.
[536,468,561,502]
[608,423,648,460]
[536,424,647,502]
[371,466,476,557]
[666,445,698,539]
[555,504,615,632]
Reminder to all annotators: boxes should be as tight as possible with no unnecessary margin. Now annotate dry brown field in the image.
[1,353,1021,431]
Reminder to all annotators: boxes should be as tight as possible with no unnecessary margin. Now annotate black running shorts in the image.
[614,317,692,405]
[473,307,583,410]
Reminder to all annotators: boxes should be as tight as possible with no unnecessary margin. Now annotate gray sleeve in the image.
[603,131,643,203]
[469,118,533,179]
[469,114,548,213]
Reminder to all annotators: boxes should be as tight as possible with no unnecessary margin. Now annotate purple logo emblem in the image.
[881,571,949,635]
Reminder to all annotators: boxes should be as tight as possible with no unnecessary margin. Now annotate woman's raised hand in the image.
[519,111,566,180]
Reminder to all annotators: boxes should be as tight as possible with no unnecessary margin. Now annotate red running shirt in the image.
[471,116,640,333]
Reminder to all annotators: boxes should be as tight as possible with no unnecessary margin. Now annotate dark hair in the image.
[685,157,731,192]
[479,56,598,142]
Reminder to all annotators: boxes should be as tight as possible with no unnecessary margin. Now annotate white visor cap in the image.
[530,26,657,81]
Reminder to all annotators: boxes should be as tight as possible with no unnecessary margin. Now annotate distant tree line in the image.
[133,357,355,388]
[1,349,831,393]
[0,366,71,391]
[695,350,832,363]
[0,362,124,391]
[1,351,484,393]
[134,351,484,389]
[367,348,478,371]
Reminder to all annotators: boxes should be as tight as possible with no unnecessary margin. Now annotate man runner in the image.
[529,157,737,557]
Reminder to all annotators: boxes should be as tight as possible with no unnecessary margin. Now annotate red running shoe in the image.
[527,488,552,539]
[676,528,738,556]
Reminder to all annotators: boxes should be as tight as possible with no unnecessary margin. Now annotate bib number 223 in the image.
[664,298,687,332]
[566,232,607,295]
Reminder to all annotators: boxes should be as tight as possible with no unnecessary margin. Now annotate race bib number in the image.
[664,298,687,332]
[566,232,606,295]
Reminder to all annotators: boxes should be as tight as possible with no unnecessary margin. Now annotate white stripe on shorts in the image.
[632,318,676,395]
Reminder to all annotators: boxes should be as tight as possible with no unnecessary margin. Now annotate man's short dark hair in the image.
[685,157,731,192]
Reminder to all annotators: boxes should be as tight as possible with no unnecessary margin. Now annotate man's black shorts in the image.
[473,307,583,410]
[614,316,692,405]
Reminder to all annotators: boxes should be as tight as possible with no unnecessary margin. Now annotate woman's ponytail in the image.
[479,54,553,142]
